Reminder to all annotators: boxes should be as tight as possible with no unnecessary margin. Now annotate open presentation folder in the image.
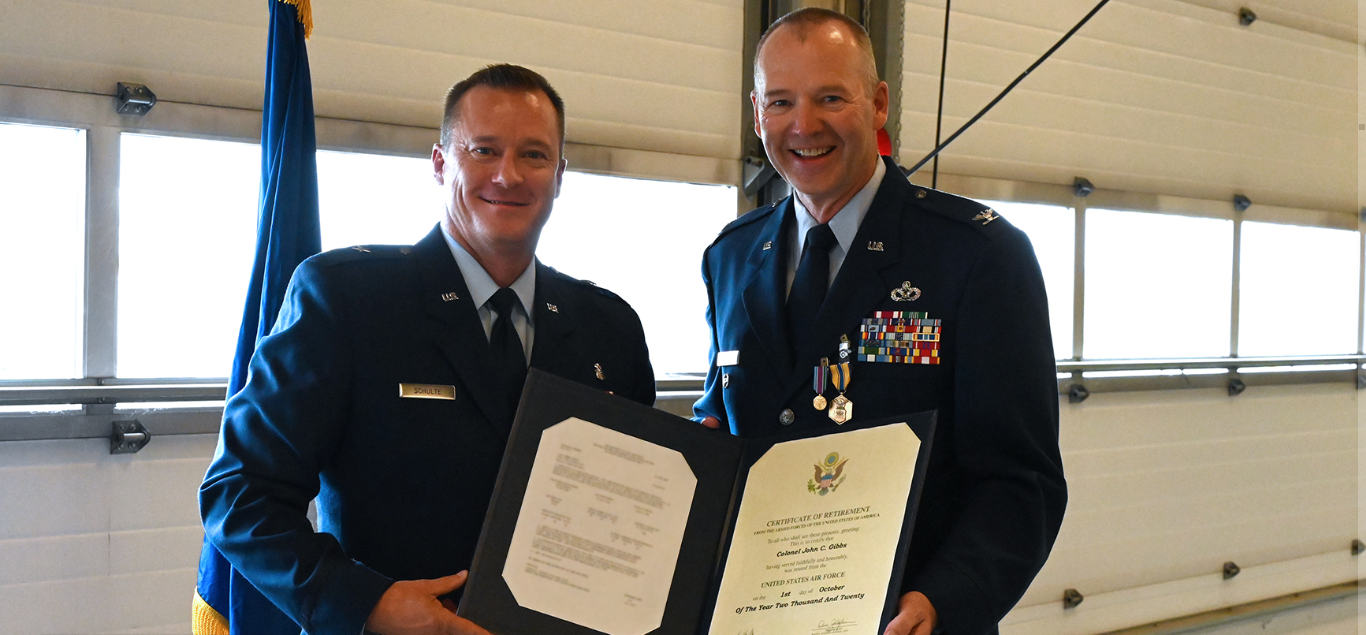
[459,370,936,635]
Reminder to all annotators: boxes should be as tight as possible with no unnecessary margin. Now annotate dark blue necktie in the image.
[488,288,528,414]
[786,223,838,358]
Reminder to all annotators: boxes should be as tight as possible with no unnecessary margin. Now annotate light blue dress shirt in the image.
[441,227,535,364]
[786,158,888,297]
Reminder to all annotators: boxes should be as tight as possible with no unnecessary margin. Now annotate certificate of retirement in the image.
[458,372,932,635]
[707,423,920,635]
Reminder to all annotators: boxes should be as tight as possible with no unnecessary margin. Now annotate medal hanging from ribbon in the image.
[829,337,853,424]
[813,358,829,410]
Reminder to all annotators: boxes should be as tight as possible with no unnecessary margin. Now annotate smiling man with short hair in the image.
[200,64,655,635]
[695,9,1067,635]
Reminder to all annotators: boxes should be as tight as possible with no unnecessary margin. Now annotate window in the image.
[317,150,438,249]
[117,133,260,378]
[1083,209,1233,359]
[538,172,737,376]
[1238,222,1360,356]
[0,122,86,380]
[8,87,1362,409]
[982,201,1074,359]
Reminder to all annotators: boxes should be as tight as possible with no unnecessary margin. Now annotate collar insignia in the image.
[973,209,999,225]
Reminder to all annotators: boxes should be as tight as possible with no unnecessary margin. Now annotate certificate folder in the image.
[460,370,935,635]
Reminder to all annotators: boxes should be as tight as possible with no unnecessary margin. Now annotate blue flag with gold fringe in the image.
[193,1,319,633]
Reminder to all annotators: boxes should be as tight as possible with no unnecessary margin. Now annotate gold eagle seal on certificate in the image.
[808,452,848,495]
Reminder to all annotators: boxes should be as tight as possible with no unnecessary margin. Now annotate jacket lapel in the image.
[412,225,512,436]
[528,263,581,379]
[783,159,909,403]
[740,198,795,379]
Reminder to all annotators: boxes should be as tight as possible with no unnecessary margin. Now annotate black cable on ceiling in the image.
[906,0,1114,178]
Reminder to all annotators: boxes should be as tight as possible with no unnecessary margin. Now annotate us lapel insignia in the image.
[972,209,999,225]
[546,303,559,313]
[594,363,605,380]
[867,241,884,252]
[441,291,459,302]
[762,241,773,251]
[890,282,921,302]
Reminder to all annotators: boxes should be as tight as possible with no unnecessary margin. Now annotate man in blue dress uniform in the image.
[694,10,1067,634]
[200,65,655,635]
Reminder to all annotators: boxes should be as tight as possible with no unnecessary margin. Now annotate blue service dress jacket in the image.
[200,225,655,634]
[694,157,1067,634]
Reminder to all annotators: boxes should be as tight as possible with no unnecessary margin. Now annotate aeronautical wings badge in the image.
[808,452,848,496]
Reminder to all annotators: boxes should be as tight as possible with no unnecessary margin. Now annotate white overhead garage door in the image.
[0,0,744,180]
[900,0,1357,215]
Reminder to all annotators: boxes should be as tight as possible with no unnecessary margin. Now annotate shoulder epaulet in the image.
[710,201,780,246]
[545,265,632,307]
[308,244,414,267]
[906,186,1012,236]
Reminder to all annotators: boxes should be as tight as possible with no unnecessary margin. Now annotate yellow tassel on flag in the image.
[191,591,230,635]
[279,0,312,39]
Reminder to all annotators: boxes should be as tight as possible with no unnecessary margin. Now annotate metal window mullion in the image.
[1230,213,1242,358]
[83,125,119,380]
[1072,199,1086,361]
[1357,216,1364,356]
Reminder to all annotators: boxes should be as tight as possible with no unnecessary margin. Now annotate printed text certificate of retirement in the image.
[708,423,920,635]
[502,417,697,635]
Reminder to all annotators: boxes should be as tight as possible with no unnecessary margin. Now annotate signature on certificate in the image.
[812,618,856,634]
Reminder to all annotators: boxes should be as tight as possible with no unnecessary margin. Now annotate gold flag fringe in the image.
[279,0,313,39]
[191,591,230,635]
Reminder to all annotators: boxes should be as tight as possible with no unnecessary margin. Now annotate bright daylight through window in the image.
[0,122,85,380]
[1083,209,1233,359]
[317,150,438,249]
[107,140,1358,383]
[1238,221,1360,357]
[118,133,260,378]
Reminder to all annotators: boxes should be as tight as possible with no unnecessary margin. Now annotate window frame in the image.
[0,84,746,431]
[926,171,1365,395]
[0,83,1362,441]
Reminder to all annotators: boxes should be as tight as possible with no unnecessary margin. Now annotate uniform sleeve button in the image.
[779,409,795,425]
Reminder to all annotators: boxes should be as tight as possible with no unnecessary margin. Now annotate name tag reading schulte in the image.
[398,383,456,400]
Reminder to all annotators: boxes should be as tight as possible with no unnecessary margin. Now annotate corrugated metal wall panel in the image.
[1017,383,1359,609]
[0,0,743,162]
[0,434,216,634]
[901,0,1356,214]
